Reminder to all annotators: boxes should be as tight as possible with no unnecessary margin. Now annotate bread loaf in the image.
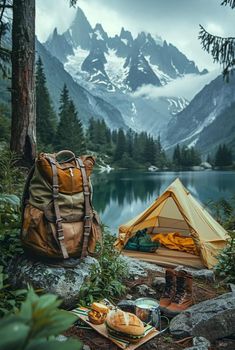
[106,309,145,336]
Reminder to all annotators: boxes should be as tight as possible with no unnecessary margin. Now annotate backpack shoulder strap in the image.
[76,157,93,258]
[21,164,35,230]
[46,156,69,259]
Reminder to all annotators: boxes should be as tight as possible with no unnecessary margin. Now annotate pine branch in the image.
[199,25,235,78]
[221,0,235,9]
[69,0,77,7]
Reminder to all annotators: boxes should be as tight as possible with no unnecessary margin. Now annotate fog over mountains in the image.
[42,6,235,157]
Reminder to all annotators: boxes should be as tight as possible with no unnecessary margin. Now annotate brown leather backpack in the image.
[21,150,102,260]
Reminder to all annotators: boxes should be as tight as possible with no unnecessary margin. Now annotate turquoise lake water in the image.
[92,170,235,233]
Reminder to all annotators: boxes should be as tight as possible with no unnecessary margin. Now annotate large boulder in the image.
[170,292,235,342]
[7,254,100,308]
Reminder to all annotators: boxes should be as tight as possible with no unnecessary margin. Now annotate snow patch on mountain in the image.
[65,46,89,76]
[104,49,128,91]
[94,29,104,41]
[167,97,188,115]
[146,56,172,85]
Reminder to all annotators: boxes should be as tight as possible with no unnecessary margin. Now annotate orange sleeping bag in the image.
[151,232,199,255]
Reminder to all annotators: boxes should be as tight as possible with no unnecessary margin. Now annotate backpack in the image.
[21,150,102,260]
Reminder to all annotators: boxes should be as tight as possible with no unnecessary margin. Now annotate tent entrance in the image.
[118,178,228,269]
[150,196,191,235]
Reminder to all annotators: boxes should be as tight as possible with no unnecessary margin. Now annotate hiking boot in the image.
[159,269,176,311]
[166,270,193,316]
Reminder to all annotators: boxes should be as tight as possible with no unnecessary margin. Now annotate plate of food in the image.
[71,302,159,350]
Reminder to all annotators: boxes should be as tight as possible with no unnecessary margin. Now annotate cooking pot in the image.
[135,297,161,328]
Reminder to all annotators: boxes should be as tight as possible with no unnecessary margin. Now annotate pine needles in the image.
[199,25,235,79]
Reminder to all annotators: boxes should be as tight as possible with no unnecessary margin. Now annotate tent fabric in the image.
[123,248,204,269]
[116,178,229,269]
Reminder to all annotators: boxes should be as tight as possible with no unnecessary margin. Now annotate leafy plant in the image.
[0,288,82,350]
[0,265,27,317]
[215,231,235,283]
[207,196,235,230]
[79,228,129,305]
[207,197,235,282]
[0,147,24,195]
[0,192,25,317]
[0,193,22,267]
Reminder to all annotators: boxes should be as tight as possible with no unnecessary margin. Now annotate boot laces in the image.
[172,277,185,303]
[163,275,174,297]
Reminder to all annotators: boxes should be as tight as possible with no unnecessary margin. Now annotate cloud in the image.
[36,0,235,70]
[36,0,76,42]
[133,70,220,101]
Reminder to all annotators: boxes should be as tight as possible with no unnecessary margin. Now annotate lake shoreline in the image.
[92,170,235,234]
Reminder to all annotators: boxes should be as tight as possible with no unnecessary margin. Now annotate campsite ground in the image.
[65,267,233,350]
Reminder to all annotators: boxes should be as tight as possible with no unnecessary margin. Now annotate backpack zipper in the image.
[69,168,74,177]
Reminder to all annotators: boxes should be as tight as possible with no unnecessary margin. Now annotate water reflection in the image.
[92,170,235,233]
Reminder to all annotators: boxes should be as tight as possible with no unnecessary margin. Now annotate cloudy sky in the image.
[36,0,235,72]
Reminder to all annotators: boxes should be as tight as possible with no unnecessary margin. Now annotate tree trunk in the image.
[11,0,36,166]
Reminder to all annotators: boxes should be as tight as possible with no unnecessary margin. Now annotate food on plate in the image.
[106,309,145,343]
[88,302,109,325]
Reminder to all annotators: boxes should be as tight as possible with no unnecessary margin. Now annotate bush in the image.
[0,193,22,267]
[79,227,129,306]
[215,231,235,283]
[208,197,235,282]
[0,147,24,195]
[207,197,235,231]
[0,288,82,350]
[0,193,24,317]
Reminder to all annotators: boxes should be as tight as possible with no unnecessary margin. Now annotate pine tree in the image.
[114,129,126,161]
[55,85,85,154]
[199,0,235,79]
[36,57,57,147]
[215,144,233,166]
[173,144,181,166]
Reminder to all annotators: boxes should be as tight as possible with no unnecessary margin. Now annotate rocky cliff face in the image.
[164,73,235,156]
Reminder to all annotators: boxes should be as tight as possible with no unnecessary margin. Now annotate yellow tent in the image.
[115,178,228,269]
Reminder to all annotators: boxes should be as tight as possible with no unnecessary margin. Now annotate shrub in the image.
[0,193,24,317]
[207,197,235,231]
[0,288,82,350]
[215,231,235,283]
[79,227,129,306]
[0,193,22,267]
[0,147,24,195]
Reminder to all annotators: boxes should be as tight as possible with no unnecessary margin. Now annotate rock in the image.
[56,335,68,342]
[125,294,133,300]
[152,277,165,292]
[82,345,91,350]
[175,266,215,282]
[184,347,208,350]
[170,292,235,342]
[183,336,211,350]
[136,284,156,297]
[228,283,235,292]
[7,254,100,308]
[193,337,210,347]
[117,299,136,313]
[119,256,165,279]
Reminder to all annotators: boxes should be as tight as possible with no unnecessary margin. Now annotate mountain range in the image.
[43,6,234,158]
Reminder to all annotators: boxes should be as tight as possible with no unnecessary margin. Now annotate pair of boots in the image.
[159,269,193,316]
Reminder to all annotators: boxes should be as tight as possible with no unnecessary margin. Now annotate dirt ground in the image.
[65,271,234,350]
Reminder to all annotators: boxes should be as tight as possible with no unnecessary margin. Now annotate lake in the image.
[92,170,235,233]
